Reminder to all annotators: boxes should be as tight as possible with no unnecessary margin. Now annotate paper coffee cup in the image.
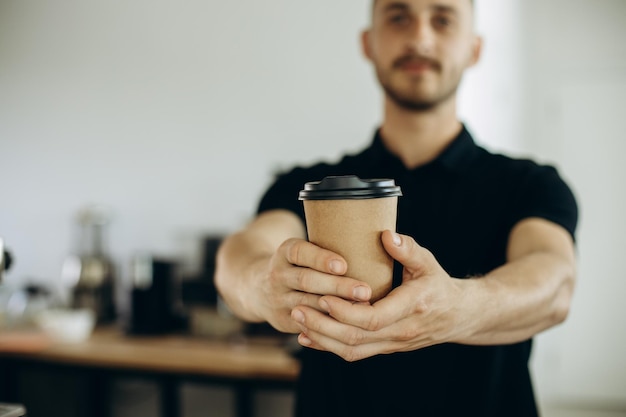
[299,175,402,302]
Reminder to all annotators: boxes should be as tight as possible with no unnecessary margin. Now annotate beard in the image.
[375,54,463,111]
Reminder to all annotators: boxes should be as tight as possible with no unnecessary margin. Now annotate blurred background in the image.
[1,0,625,416]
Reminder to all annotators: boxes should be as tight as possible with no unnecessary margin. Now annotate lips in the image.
[394,56,440,73]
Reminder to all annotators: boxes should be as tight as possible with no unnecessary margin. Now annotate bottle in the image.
[61,205,116,324]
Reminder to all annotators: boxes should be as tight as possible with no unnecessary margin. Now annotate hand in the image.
[258,238,374,334]
[290,230,467,361]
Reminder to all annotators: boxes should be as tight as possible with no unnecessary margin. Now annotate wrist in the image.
[449,276,491,344]
[243,254,278,323]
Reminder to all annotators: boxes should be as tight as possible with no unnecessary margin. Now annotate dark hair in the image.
[372,0,474,11]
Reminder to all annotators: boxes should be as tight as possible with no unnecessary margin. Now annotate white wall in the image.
[2,0,623,413]
[520,0,626,409]
[0,0,522,289]
[0,0,377,290]
[458,0,524,154]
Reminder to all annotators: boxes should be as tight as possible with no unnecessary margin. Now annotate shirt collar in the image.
[367,124,480,174]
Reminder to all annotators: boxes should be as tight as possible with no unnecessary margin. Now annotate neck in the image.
[379,96,462,169]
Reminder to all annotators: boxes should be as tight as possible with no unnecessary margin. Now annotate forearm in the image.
[455,251,576,345]
[214,209,307,323]
[214,231,272,323]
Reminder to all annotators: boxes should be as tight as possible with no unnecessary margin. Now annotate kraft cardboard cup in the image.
[298,175,402,302]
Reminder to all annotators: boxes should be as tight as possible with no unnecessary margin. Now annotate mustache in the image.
[393,55,441,71]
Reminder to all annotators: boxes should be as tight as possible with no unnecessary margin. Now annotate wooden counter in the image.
[0,326,301,417]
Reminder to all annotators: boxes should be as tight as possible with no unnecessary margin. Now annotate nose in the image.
[406,17,434,55]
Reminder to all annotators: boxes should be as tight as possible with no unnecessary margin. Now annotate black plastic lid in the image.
[298,175,402,200]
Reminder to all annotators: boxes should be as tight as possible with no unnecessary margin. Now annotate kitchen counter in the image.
[0,326,300,417]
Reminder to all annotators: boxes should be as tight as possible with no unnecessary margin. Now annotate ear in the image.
[468,35,483,67]
[361,29,373,61]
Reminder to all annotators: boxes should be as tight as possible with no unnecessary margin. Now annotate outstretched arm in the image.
[290,217,576,361]
[453,216,576,345]
[214,209,307,331]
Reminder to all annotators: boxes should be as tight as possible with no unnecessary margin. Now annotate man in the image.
[215,0,578,416]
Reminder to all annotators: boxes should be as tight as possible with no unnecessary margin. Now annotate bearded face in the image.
[364,0,480,111]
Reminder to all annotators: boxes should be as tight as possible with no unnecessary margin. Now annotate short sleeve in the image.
[510,165,579,241]
[256,169,308,222]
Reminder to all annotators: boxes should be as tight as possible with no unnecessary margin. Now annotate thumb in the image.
[381,230,439,278]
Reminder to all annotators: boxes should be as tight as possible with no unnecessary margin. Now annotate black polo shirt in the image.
[257,125,578,417]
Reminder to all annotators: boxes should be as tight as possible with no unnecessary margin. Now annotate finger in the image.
[281,238,347,275]
[292,306,389,362]
[286,290,323,312]
[297,328,382,362]
[320,295,399,332]
[297,301,386,344]
[285,266,372,301]
[280,239,372,301]
[381,230,439,276]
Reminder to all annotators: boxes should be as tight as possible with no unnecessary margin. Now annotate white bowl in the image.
[35,308,95,343]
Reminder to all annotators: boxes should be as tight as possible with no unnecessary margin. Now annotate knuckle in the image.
[334,281,344,296]
[293,289,312,308]
[292,291,306,305]
[398,327,420,342]
[266,269,280,288]
[284,239,302,265]
[342,349,362,363]
[345,328,365,346]
[412,298,430,315]
[295,268,312,291]
[363,314,382,332]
